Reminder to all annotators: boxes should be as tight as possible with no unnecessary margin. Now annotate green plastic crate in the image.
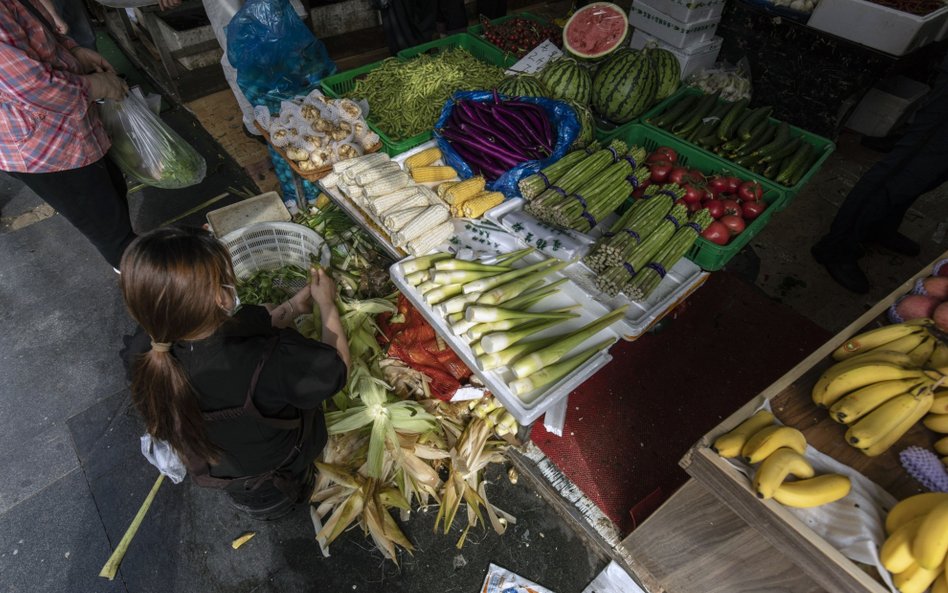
[640,87,836,206]
[467,12,557,58]
[604,124,789,272]
[396,32,518,68]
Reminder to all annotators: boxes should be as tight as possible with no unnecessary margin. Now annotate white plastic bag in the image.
[140,434,187,484]
[99,88,207,189]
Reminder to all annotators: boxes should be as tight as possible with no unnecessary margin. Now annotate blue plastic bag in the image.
[226,0,336,112]
[433,91,581,198]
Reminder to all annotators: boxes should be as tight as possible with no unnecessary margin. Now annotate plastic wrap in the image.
[433,90,581,198]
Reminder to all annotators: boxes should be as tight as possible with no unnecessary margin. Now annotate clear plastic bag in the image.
[140,434,187,484]
[99,89,207,189]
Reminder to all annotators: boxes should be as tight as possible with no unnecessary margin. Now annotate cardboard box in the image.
[629,30,722,78]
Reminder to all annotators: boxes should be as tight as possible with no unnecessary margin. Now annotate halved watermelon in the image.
[563,2,629,61]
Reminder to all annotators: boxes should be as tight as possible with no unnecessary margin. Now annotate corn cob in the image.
[367,187,426,215]
[410,166,457,183]
[443,177,485,205]
[437,181,459,199]
[383,206,428,231]
[365,171,410,197]
[395,205,450,245]
[331,152,389,174]
[406,220,454,256]
[404,146,442,171]
[337,182,363,200]
[461,191,504,218]
[350,161,401,185]
[321,171,340,187]
[418,185,442,205]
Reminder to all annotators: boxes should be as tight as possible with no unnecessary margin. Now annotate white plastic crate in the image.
[629,30,722,78]
[221,222,330,288]
[628,0,720,48]
[845,76,930,137]
[807,0,948,56]
[636,0,726,23]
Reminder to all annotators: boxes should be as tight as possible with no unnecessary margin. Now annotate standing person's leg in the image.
[437,0,468,33]
[475,0,506,19]
[53,0,97,50]
[8,158,137,269]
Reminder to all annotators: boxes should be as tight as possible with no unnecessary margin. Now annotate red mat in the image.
[530,271,832,535]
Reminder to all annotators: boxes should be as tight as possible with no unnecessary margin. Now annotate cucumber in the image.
[736,106,773,140]
[761,136,802,163]
[777,142,813,185]
[687,101,731,142]
[717,98,749,141]
[651,94,699,129]
[752,121,791,158]
[733,120,776,158]
[788,147,822,186]
[672,91,720,137]
[695,132,725,149]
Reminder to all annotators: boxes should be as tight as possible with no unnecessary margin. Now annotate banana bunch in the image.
[923,407,948,472]
[712,410,852,507]
[813,320,948,457]
[469,397,518,437]
[881,493,948,593]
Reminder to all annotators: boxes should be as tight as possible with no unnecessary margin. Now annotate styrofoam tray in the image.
[484,197,709,340]
[807,0,948,56]
[391,254,621,426]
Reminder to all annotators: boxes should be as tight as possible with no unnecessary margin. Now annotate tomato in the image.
[631,186,649,199]
[707,175,729,195]
[649,160,673,183]
[687,169,707,185]
[725,176,742,193]
[720,199,741,217]
[701,221,730,245]
[668,166,691,185]
[652,146,678,163]
[720,215,746,236]
[741,200,767,220]
[703,199,725,219]
[738,180,764,202]
[682,183,705,205]
[687,201,704,214]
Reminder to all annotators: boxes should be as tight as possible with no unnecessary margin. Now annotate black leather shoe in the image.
[812,247,870,294]
[873,232,920,256]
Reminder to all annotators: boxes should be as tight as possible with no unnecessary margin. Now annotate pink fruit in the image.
[935,302,948,333]
[919,276,948,300]
[891,294,941,324]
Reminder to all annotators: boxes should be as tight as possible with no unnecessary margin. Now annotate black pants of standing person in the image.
[7,157,137,269]
[379,0,507,53]
[812,55,948,294]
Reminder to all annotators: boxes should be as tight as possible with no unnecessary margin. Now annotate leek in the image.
[451,318,479,336]
[510,338,616,399]
[466,306,577,342]
[490,246,535,266]
[480,315,577,353]
[496,278,567,310]
[417,280,438,294]
[477,263,569,305]
[401,252,451,275]
[462,258,562,295]
[432,260,511,273]
[439,291,481,315]
[424,283,463,306]
[432,269,501,285]
[478,335,560,371]
[446,311,465,324]
[404,270,429,286]
[470,340,485,357]
[510,306,628,379]
[465,305,579,323]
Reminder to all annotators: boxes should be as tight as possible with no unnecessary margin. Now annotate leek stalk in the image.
[432,260,511,273]
[478,335,560,371]
[480,315,577,353]
[465,305,579,324]
[462,258,561,295]
[477,263,569,305]
[401,252,451,275]
[510,338,616,399]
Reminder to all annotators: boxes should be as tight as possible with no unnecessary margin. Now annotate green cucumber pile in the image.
[648,92,822,188]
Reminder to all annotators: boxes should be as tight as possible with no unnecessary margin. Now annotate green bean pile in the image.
[349,49,505,141]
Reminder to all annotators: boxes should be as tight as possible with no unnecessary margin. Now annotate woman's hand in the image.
[84,72,128,101]
[72,47,116,74]
[309,267,337,311]
[288,278,314,317]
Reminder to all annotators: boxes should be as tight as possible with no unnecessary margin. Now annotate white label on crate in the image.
[506,40,563,75]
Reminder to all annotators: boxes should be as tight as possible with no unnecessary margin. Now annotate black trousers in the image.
[814,59,948,261]
[8,157,136,268]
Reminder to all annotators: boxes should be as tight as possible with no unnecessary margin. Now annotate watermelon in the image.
[566,100,595,148]
[497,74,549,98]
[538,57,592,106]
[562,2,629,61]
[644,46,681,101]
[592,49,658,124]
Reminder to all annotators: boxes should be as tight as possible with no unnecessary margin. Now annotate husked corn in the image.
[437,181,459,198]
[461,191,504,218]
[410,166,456,183]
[444,176,485,205]
[404,146,442,171]
[407,220,454,256]
[395,205,449,246]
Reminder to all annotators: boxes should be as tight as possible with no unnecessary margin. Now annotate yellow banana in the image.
[886,493,948,535]
[752,447,815,500]
[741,425,807,464]
[812,363,926,408]
[893,561,944,593]
[832,323,926,360]
[846,392,925,449]
[772,474,851,508]
[936,437,948,456]
[931,394,948,415]
[908,336,938,367]
[924,413,948,434]
[881,517,925,574]
[931,573,948,593]
[829,378,928,424]
[861,389,933,457]
[914,500,948,570]
[711,410,775,458]
[928,341,948,369]
[882,331,930,357]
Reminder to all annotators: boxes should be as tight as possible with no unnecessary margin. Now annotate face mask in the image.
[221,284,240,316]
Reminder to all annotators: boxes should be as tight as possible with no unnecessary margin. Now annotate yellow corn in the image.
[410,166,457,183]
[444,176,485,205]
[460,191,504,218]
[437,181,459,198]
[404,147,442,171]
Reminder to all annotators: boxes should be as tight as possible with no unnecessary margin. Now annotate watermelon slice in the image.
[563,2,629,60]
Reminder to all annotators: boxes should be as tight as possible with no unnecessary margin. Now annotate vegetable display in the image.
[647,91,823,187]
[477,15,562,57]
[347,50,506,141]
[439,97,556,181]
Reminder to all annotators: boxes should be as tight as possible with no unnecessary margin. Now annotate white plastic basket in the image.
[220,222,330,290]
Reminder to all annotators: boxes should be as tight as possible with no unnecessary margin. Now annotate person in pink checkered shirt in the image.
[1,0,133,269]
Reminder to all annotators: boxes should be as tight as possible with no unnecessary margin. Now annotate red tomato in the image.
[682,183,705,205]
[687,169,707,185]
[720,214,746,236]
[703,199,725,219]
[652,146,678,163]
[701,221,730,245]
[668,166,690,185]
[725,176,742,193]
[649,160,673,183]
[738,180,764,202]
[707,175,729,195]
[742,200,767,220]
[720,199,741,217]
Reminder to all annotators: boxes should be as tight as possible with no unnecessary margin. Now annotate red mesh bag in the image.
[414,364,460,401]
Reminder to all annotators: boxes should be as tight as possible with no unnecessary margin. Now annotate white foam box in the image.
[807,0,948,57]
[636,0,726,23]
[845,75,930,137]
[629,30,722,79]
[628,0,721,48]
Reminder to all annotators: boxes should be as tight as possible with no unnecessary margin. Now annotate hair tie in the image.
[151,340,173,353]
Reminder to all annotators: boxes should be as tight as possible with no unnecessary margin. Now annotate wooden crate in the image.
[680,249,948,593]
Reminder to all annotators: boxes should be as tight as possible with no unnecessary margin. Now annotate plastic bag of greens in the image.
[226,0,336,113]
[99,89,207,189]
